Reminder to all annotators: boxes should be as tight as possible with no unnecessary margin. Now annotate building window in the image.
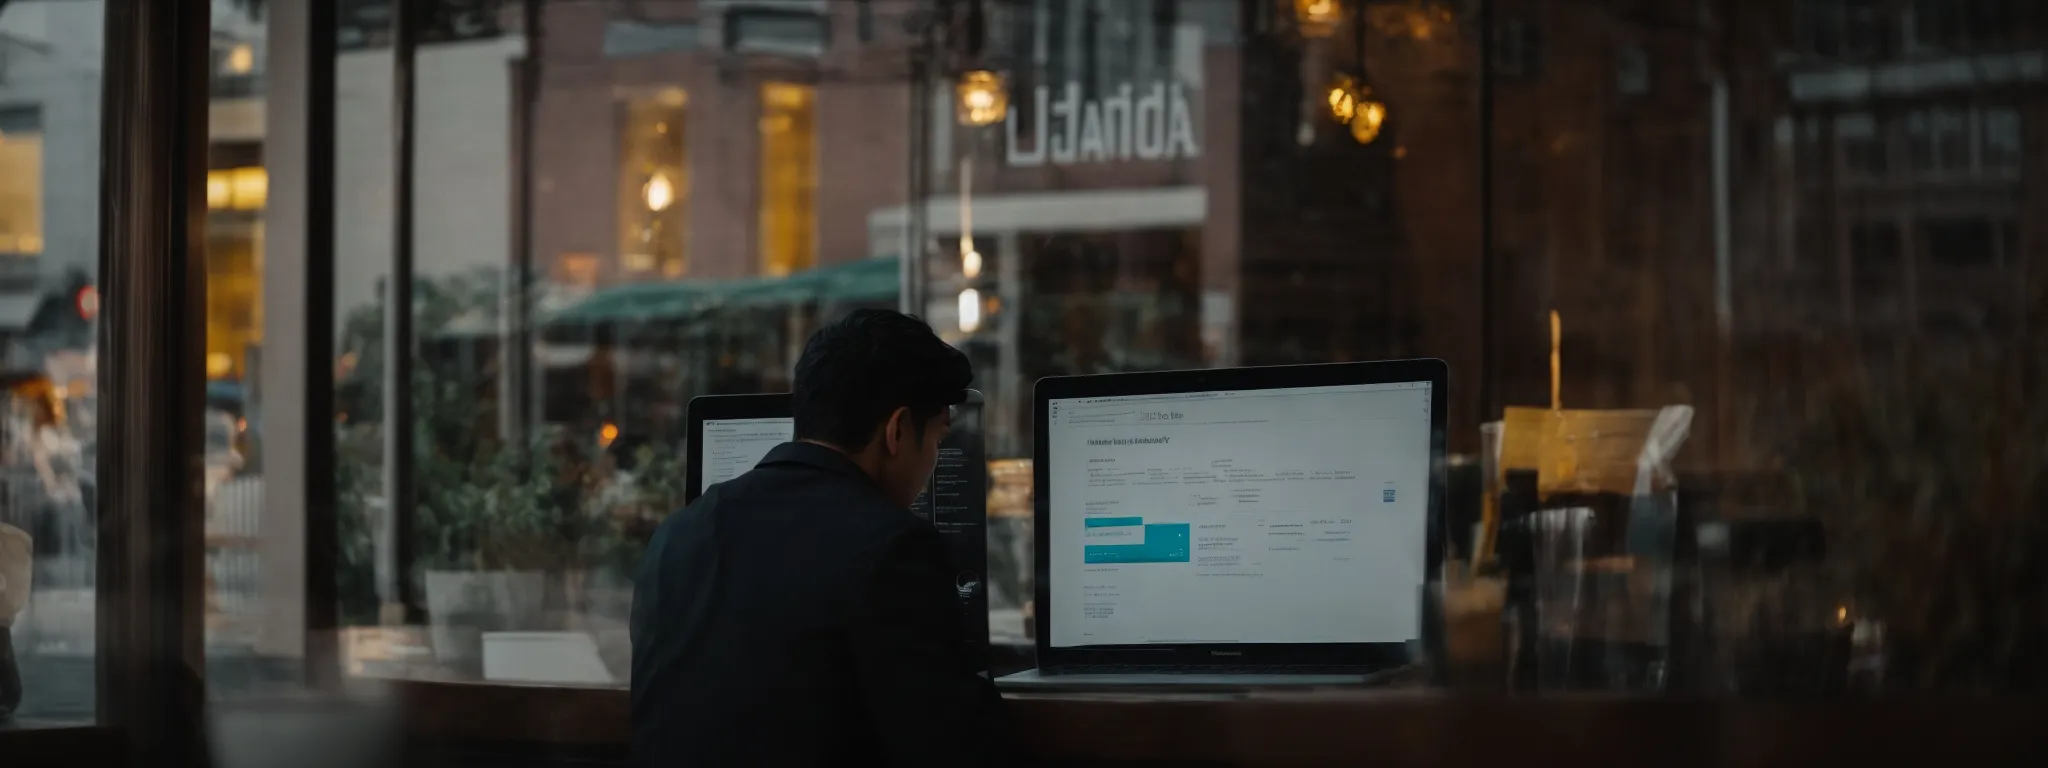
[1848,220,1901,287]
[1904,107,1971,175]
[0,106,43,257]
[1899,105,2021,179]
[1835,112,1886,178]
[1922,217,2000,269]
[206,167,269,211]
[759,82,816,277]
[1150,0,1178,71]
[1795,115,1825,183]
[722,3,829,57]
[618,88,688,279]
[1045,0,1071,85]
[1981,106,2022,173]
[1083,0,1146,98]
[204,163,266,382]
[1911,0,2030,51]
[1798,0,1885,59]
[1493,16,1543,80]
[205,225,262,381]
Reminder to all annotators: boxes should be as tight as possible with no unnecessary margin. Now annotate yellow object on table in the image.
[1537,407,1693,499]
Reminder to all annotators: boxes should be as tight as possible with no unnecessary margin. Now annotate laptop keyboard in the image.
[1052,664,1374,675]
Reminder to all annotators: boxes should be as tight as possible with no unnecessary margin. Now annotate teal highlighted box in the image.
[1084,523,1190,564]
[1084,517,1145,528]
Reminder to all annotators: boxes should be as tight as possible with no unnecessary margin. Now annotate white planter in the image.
[422,570,544,668]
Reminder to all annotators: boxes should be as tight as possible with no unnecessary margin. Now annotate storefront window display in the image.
[16,2,2037,720]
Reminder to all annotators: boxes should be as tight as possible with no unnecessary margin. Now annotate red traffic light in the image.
[76,285,99,320]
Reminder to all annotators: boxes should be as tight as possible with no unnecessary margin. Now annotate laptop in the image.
[684,393,793,504]
[997,360,1447,691]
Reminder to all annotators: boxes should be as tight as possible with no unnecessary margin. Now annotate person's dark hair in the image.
[792,309,972,450]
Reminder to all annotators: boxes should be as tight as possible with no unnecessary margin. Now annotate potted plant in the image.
[418,418,600,673]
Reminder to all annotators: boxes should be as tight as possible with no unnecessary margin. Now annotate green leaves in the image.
[331,270,680,618]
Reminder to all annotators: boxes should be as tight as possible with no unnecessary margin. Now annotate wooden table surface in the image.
[387,678,2048,766]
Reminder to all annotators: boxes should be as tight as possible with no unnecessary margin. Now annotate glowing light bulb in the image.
[643,172,675,212]
[225,43,255,75]
[1349,96,1387,145]
[955,70,1010,127]
[1295,0,1344,38]
[958,288,982,333]
[1327,83,1358,123]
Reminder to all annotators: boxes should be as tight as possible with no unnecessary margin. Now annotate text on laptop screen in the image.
[1047,382,1432,648]
[700,417,793,495]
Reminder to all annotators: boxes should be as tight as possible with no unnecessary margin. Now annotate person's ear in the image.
[882,406,911,457]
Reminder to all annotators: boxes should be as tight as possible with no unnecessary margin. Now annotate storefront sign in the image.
[1006,81,1201,167]
[337,0,506,52]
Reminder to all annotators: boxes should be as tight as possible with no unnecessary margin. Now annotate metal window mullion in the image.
[95,0,212,763]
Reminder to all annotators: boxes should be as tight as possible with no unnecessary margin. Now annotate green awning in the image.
[546,256,900,327]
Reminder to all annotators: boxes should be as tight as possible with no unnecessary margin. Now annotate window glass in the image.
[152,0,2048,699]
[1982,106,2022,172]
[618,88,689,280]
[0,0,102,722]
[1835,112,1885,177]
[0,107,43,257]
[758,82,817,278]
[1923,217,1998,268]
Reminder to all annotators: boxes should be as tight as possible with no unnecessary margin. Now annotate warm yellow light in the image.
[229,167,267,209]
[962,249,983,279]
[1348,97,1387,144]
[957,288,982,333]
[225,44,255,75]
[1294,0,1344,38]
[763,82,813,110]
[1327,82,1359,124]
[759,82,817,277]
[207,353,234,378]
[208,167,268,210]
[600,423,620,447]
[207,173,231,208]
[643,172,674,212]
[954,70,1010,127]
[1327,74,1388,145]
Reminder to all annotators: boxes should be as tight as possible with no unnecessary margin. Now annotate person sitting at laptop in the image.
[631,309,1017,767]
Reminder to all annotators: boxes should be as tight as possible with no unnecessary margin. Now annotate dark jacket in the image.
[631,442,1015,766]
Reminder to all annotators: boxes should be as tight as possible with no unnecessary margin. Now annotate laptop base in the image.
[994,667,1390,692]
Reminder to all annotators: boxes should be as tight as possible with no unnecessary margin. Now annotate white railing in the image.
[0,466,272,650]
[207,474,265,647]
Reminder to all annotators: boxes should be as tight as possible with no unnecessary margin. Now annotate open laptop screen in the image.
[1044,381,1433,648]
[699,417,792,496]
